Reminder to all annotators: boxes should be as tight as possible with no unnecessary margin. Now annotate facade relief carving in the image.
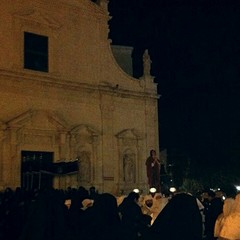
[23,133,54,146]
[116,129,143,148]
[7,110,68,149]
[123,150,136,183]
[70,124,100,185]
[100,104,115,119]
[13,8,62,30]
[4,110,69,185]
[77,151,91,183]
[116,129,143,185]
[71,124,99,144]
[122,138,135,146]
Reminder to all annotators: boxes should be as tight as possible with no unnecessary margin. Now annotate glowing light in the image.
[133,188,140,193]
[149,187,157,193]
[235,186,240,191]
[169,187,176,193]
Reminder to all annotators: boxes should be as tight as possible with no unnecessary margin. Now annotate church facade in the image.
[0,0,159,194]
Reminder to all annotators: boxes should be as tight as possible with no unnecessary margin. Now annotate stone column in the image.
[100,95,116,193]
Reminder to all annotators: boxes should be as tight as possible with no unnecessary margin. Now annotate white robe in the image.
[218,194,240,240]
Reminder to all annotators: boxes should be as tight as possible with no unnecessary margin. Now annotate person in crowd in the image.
[67,186,90,239]
[116,194,127,206]
[140,194,153,217]
[18,188,71,240]
[142,192,203,240]
[0,187,15,240]
[214,197,235,239]
[186,191,205,236]
[204,190,223,240]
[218,193,240,240]
[82,192,121,240]
[118,191,151,240]
[145,149,161,192]
[89,186,99,201]
[140,192,168,225]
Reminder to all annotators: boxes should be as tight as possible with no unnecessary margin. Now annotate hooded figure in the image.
[214,197,235,239]
[219,193,240,240]
[81,193,121,240]
[18,189,69,240]
[118,192,151,240]
[142,193,203,240]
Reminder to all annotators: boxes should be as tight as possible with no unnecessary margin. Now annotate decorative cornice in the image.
[0,69,160,100]
[58,0,109,20]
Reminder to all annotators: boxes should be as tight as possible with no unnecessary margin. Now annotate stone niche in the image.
[70,124,100,189]
[116,129,146,194]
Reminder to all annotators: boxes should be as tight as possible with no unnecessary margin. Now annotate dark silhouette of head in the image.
[150,149,156,157]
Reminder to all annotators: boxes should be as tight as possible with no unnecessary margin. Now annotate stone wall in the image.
[0,0,159,194]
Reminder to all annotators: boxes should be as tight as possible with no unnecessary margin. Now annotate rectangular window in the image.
[24,32,48,72]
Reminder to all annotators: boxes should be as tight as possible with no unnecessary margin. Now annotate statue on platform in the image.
[143,49,152,76]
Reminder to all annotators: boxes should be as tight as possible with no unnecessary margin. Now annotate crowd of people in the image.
[0,185,240,240]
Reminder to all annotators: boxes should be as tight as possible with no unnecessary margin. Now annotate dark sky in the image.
[108,0,240,176]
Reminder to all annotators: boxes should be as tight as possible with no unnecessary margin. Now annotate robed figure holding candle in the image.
[145,149,161,192]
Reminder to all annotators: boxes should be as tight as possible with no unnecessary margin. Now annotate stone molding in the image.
[12,8,62,30]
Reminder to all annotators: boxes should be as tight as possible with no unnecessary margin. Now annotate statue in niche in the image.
[123,153,135,183]
[78,151,91,182]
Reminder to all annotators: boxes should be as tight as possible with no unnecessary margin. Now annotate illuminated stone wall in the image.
[0,0,159,194]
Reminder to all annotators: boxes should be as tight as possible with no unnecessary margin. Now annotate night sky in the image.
[108,0,240,182]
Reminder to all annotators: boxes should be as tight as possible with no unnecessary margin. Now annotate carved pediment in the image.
[71,124,100,146]
[71,124,100,137]
[123,148,135,155]
[116,129,143,140]
[13,8,62,29]
[7,110,68,131]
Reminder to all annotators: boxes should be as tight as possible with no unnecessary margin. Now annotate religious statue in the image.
[143,49,152,76]
[123,153,135,183]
